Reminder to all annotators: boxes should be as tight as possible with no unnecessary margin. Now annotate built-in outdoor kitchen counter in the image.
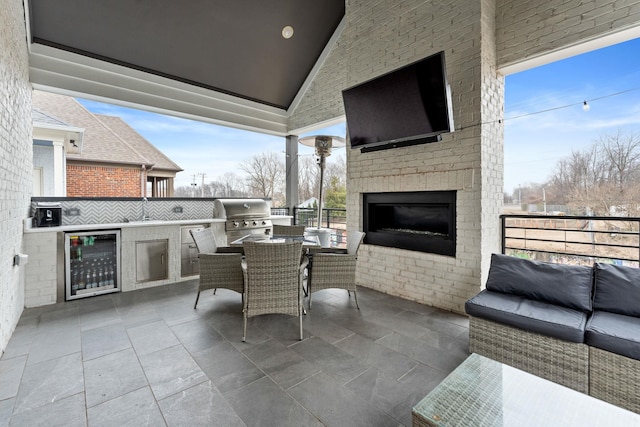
[23,197,292,308]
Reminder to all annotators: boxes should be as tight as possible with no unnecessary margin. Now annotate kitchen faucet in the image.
[142,197,151,221]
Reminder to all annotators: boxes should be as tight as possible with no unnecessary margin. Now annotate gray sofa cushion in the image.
[465,290,588,343]
[485,253,593,312]
[586,310,640,360]
[593,263,640,317]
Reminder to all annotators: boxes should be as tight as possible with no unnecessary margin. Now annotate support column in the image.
[52,139,65,196]
[285,135,299,218]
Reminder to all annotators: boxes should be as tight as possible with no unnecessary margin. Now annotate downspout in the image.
[141,165,146,197]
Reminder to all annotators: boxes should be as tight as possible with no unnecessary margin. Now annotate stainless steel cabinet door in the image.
[180,225,204,277]
[136,240,168,283]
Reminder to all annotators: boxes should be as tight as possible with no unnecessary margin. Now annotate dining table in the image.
[229,234,321,248]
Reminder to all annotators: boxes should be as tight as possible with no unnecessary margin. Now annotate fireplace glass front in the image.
[363,191,456,256]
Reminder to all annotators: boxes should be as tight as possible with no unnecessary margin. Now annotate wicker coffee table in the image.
[412,353,640,427]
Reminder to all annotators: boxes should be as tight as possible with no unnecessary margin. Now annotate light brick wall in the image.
[496,0,640,68]
[0,0,32,352]
[67,163,143,197]
[289,0,498,313]
[288,0,638,313]
[24,232,58,307]
[480,0,505,283]
[288,29,348,131]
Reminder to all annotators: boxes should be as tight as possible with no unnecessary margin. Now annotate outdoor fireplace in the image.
[363,191,456,256]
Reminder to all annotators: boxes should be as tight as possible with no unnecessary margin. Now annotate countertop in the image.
[23,218,226,234]
[23,215,292,233]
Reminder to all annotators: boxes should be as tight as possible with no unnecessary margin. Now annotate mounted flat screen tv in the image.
[342,51,454,152]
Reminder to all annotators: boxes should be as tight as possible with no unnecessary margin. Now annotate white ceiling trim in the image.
[288,115,346,137]
[32,122,84,135]
[498,25,640,76]
[28,44,291,136]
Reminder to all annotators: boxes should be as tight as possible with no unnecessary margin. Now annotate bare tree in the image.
[598,131,640,190]
[206,181,225,197]
[240,152,284,201]
[298,155,319,203]
[174,150,346,207]
[547,159,572,205]
[546,130,640,215]
[211,172,246,197]
[324,154,346,189]
[174,185,193,197]
[510,182,546,205]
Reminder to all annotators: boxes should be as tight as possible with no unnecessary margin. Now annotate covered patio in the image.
[0,283,468,426]
[15,0,640,320]
[2,0,640,425]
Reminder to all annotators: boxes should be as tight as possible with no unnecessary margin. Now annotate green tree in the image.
[323,176,346,208]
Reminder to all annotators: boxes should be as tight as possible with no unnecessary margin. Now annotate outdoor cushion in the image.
[465,290,588,343]
[593,263,640,317]
[586,310,640,360]
[485,253,593,312]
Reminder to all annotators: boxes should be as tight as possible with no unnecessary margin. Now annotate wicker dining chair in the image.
[307,230,365,309]
[195,253,245,309]
[190,228,245,309]
[272,224,306,236]
[189,227,218,254]
[272,224,310,293]
[242,240,307,342]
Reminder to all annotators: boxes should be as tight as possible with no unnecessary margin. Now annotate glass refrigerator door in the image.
[65,230,121,300]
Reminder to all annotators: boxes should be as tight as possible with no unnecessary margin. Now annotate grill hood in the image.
[213,199,271,220]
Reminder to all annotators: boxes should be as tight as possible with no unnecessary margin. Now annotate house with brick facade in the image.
[32,91,182,197]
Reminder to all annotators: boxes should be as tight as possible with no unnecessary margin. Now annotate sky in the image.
[77,36,640,194]
[504,37,640,194]
[76,98,346,190]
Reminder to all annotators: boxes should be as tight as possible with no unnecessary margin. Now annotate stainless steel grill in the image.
[213,198,272,243]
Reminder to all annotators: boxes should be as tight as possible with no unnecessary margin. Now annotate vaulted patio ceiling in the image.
[26,0,345,135]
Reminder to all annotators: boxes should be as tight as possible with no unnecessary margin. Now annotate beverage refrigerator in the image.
[65,230,121,300]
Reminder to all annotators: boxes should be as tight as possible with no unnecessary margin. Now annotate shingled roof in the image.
[32,108,71,127]
[96,114,182,172]
[32,91,182,172]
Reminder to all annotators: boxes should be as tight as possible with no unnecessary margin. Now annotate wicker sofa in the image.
[587,262,640,413]
[465,254,640,413]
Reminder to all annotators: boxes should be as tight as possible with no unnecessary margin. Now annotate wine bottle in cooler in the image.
[77,269,86,290]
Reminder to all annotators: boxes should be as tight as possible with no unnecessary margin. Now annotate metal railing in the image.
[270,207,289,216]
[271,207,348,247]
[501,214,640,267]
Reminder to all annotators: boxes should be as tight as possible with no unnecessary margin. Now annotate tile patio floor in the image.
[0,281,469,426]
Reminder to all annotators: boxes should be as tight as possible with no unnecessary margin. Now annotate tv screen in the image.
[342,51,454,151]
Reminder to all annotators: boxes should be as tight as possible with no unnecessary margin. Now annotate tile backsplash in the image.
[30,198,219,226]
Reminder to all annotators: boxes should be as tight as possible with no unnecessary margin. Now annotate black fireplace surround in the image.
[363,191,456,256]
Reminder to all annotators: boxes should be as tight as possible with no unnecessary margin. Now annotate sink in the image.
[124,220,161,225]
